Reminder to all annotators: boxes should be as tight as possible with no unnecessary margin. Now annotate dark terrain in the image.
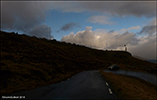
[1,31,156,94]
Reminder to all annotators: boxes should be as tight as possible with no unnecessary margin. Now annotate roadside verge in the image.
[99,69,157,100]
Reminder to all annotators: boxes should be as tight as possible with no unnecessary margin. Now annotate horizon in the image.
[1,1,156,60]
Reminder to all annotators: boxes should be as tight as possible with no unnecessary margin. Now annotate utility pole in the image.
[124,45,127,52]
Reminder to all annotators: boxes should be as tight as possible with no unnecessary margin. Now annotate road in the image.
[11,70,118,100]
[104,70,157,85]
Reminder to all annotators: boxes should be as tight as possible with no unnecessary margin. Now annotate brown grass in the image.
[1,69,80,95]
[99,69,157,100]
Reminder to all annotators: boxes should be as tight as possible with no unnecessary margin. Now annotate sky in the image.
[1,1,156,60]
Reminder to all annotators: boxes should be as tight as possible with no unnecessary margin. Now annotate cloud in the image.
[108,30,114,33]
[137,25,156,36]
[129,35,156,60]
[59,22,80,32]
[1,2,49,31]
[61,25,156,60]
[61,26,138,49]
[77,2,156,18]
[61,26,95,47]
[2,1,155,31]
[87,15,116,25]
[55,2,156,18]
[28,24,52,39]
[136,18,156,36]
[149,18,157,25]
[1,1,53,38]
[120,26,141,32]
[1,2,155,32]
[1,1,84,32]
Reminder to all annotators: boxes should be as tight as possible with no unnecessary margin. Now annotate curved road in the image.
[12,70,118,100]
[104,70,157,85]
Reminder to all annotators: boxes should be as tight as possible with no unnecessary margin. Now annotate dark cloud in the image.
[108,30,114,33]
[28,24,52,39]
[137,25,156,36]
[1,2,156,31]
[59,22,80,32]
[1,2,53,39]
[77,2,156,18]
[1,2,48,31]
[1,2,155,32]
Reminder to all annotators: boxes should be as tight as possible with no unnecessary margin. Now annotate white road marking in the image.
[106,82,109,86]
[108,88,113,94]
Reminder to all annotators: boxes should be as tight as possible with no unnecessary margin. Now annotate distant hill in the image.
[133,55,157,64]
[1,31,156,94]
[147,60,157,63]
[133,55,146,60]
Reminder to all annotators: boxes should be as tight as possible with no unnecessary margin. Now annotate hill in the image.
[1,31,156,94]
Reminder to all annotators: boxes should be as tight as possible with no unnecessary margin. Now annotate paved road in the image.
[12,70,118,100]
[104,70,157,85]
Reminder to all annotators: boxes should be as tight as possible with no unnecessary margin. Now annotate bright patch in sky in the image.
[1,1,156,60]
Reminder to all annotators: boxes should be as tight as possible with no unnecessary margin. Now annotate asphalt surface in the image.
[104,70,157,85]
[11,70,118,100]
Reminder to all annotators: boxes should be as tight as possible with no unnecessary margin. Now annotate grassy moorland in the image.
[1,31,156,95]
[99,69,157,100]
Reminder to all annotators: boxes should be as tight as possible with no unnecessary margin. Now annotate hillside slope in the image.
[1,31,156,94]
